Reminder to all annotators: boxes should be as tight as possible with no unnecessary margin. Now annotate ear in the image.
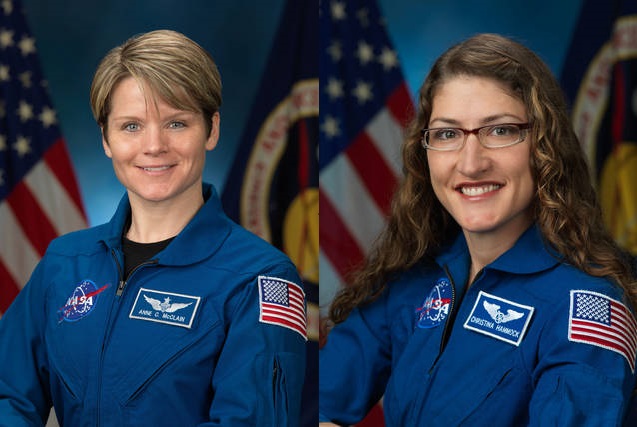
[101,127,113,158]
[205,112,220,151]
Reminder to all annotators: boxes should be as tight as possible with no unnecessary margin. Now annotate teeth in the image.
[143,166,170,172]
[460,184,500,196]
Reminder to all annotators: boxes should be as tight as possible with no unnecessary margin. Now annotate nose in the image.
[142,125,168,155]
[456,133,490,176]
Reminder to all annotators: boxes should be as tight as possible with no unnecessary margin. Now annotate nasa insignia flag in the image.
[560,0,637,256]
[220,1,318,426]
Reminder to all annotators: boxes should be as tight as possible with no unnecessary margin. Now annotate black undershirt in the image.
[121,236,174,279]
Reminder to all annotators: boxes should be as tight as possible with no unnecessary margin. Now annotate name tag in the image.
[463,291,534,346]
[130,288,201,328]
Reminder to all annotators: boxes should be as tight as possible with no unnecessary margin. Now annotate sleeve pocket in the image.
[256,352,305,427]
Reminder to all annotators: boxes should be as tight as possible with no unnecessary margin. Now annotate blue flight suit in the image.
[0,184,307,426]
[320,225,637,426]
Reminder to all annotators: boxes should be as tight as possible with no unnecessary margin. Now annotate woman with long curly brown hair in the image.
[319,33,637,426]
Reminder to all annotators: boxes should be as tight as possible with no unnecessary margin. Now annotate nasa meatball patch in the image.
[464,291,534,346]
[416,278,452,329]
[58,279,109,322]
[129,288,200,328]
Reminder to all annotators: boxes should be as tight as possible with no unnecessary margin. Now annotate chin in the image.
[132,188,173,203]
[458,218,499,234]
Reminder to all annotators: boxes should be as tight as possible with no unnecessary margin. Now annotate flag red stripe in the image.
[0,260,20,313]
[570,330,632,353]
[43,139,86,217]
[386,82,415,127]
[609,310,637,348]
[570,332,635,369]
[261,314,306,337]
[319,191,365,280]
[262,306,306,327]
[571,322,634,351]
[346,132,398,215]
[6,181,58,256]
[572,319,636,353]
[263,294,306,317]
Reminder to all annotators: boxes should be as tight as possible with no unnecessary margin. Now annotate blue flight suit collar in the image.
[101,182,232,266]
[435,224,560,286]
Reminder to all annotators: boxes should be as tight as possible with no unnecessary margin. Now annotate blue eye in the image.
[169,121,186,129]
[123,123,140,132]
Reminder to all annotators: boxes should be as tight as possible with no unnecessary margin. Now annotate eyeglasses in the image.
[421,123,531,151]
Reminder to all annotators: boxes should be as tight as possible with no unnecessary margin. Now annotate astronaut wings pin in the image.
[483,300,524,324]
[144,295,192,313]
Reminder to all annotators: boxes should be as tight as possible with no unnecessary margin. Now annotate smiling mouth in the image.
[140,165,172,172]
[457,184,502,196]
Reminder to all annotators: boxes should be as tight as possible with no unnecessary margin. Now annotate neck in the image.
[126,189,204,243]
[464,219,532,284]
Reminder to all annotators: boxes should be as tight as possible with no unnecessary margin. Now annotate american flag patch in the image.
[568,290,637,372]
[258,276,307,340]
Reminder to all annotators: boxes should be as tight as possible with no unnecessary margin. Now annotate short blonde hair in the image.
[90,29,222,136]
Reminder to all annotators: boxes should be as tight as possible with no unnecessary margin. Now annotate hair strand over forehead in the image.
[90,29,222,135]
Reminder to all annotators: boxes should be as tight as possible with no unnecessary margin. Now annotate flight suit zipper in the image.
[437,266,457,356]
[115,258,159,296]
[430,266,483,372]
[95,249,158,425]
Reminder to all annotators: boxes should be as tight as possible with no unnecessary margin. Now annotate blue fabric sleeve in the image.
[319,296,392,425]
[528,292,636,426]
[203,268,307,426]
[0,260,51,426]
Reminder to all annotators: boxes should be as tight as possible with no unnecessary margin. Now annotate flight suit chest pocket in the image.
[433,363,530,427]
[118,318,224,407]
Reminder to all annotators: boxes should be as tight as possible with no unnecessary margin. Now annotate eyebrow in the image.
[428,113,527,127]
[109,111,197,123]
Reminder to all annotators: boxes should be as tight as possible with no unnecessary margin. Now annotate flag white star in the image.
[39,106,57,128]
[321,115,341,139]
[356,40,374,65]
[325,77,344,100]
[352,81,373,104]
[13,135,31,157]
[378,47,398,71]
[1,0,13,15]
[0,65,9,82]
[330,0,346,20]
[18,35,36,56]
[0,29,13,49]
[17,100,33,122]
[327,40,342,62]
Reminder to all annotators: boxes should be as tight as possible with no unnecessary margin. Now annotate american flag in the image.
[0,1,87,317]
[320,1,413,425]
[569,290,637,372]
[258,275,307,340]
[319,0,413,312]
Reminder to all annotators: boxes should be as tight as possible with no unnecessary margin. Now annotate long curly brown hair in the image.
[329,33,637,324]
